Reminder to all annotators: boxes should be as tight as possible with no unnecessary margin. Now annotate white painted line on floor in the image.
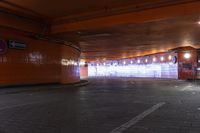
[187,85,193,88]
[110,102,165,133]
[130,81,135,85]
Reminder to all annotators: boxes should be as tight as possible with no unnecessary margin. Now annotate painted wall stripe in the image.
[110,102,165,133]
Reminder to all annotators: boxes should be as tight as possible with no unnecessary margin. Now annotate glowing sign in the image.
[8,40,26,50]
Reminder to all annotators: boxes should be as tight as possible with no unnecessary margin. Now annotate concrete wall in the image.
[0,27,80,86]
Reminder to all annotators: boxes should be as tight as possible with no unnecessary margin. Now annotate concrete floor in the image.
[0,78,200,133]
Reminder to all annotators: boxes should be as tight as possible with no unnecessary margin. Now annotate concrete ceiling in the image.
[2,0,194,19]
[3,0,140,18]
[1,0,200,61]
[77,15,200,61]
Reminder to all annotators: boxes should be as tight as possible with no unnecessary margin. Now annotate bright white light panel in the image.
[88,62,178,79]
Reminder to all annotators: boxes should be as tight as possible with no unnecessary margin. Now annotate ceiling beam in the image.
[0,1,47,33]
[0,12,44,33]
[0,1,47,21]
[51,1,200,34]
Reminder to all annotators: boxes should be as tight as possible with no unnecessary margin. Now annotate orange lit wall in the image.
[0,27,80,86]
[61,45,80,84]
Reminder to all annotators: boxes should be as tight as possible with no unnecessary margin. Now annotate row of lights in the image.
[89,52,191,66]
[93,55,172,66]
[121,55,173,65]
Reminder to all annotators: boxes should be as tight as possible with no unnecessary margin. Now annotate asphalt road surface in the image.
[0,77,199,133]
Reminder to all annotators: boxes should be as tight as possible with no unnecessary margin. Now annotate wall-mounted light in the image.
[130,61,133,64]
[123,61,126,65]
[168,55,172,60]
[137,59,140,63]
[103,62,106,66]
[161,56,164,61]
[153,57,156,62]
[184,53,191,59]
[145,59,148,63]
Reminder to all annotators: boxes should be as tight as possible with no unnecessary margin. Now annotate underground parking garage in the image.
[1,0,200,133]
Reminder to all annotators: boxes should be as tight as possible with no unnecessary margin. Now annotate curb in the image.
[74,80,89,87]
[0,80,90,95]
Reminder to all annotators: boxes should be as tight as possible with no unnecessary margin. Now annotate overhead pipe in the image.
[34,34,81,52]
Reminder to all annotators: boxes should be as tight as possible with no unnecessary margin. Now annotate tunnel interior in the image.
[1,1,200,133]
[0,1,199,84]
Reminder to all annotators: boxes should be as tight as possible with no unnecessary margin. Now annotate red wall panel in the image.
[177,47,197,80]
